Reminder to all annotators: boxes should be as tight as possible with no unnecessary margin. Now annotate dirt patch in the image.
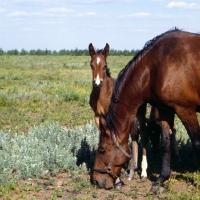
[9,170,200,200]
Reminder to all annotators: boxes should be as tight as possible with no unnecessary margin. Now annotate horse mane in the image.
[97,49,111,77]
[106,27,182,134]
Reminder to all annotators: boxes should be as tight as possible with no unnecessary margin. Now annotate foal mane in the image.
[106,27,182,135]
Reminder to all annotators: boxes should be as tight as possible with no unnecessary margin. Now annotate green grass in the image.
[0,55,131,133]
[1,55,200,199]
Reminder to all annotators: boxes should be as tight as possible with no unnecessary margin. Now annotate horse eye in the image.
[90,64,94,69]
[99,150,106,155]
[103,65,106,70]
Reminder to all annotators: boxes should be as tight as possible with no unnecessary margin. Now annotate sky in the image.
[0,0,200,51]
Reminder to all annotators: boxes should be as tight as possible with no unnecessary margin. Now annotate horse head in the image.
[92,116,131,189]
[89,43,110,88]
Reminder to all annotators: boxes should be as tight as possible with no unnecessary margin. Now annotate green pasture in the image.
[0,55,200,199]
[0,55,131,133]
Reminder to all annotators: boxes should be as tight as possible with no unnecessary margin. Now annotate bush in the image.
[0,122,98,185]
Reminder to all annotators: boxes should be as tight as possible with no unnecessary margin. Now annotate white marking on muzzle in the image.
[95,74,101,85]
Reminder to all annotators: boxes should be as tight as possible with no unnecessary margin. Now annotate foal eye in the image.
[99,150,106,155]
[90,65,94,70]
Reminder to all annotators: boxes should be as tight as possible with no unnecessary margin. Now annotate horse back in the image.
[148,31,200,109]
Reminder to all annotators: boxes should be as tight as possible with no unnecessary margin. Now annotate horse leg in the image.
[150,111,174,194]
[139,119,148,178]
[171,125,180,160]
[175,107,200,158]
[137,104,148,178]
[147,120,161,154]
[127,119,139,180]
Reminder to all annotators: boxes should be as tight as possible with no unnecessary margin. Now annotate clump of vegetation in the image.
[0,122,98,186]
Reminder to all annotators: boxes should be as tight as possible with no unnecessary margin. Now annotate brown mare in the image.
[88,43,149,181]
[92,28,200,193]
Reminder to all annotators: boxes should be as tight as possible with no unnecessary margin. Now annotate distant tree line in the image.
[0,48,139,56]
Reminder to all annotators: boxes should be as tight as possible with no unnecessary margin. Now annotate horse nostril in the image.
[93,180,99,186]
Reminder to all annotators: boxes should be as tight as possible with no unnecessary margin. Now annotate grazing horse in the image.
[92,28,200,193]
[89,43,149,180]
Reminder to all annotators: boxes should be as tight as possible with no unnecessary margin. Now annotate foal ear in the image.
[89,43,95,57]
[103,43,109,57]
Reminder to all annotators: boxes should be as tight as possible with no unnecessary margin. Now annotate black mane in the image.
[106,27,181,133]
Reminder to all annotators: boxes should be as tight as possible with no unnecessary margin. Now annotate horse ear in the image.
[103,43,109,57]
[89,43,95,57]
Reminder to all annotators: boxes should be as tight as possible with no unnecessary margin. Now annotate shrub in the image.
[0,122,98,185]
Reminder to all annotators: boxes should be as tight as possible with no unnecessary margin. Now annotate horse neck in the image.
[109,60,150,138]
[92,75,115,96]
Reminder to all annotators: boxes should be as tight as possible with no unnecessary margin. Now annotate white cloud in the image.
[8,11,28,17]
[38,20,64,25]
[119,12,150,18]
[20,28,39,31]
[150,0,165,2]
[86,12,96,15]
[45,8,73,13]
[0,8,6,13]
[166,2,198,9]
[4,0,134,6]
[76,12,97,17]
[7,7,73,18]
[38,21,57,25]
[119,12,174,19]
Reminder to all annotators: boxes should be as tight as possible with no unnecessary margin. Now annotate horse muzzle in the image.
[93,80,103,88]
[93,177,114,189]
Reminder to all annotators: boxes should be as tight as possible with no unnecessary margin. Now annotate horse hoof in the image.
[127,176,133,181]
[115,177,123,189]
[127,170,134,180]
[141,176,147,180]
[150,185,164,195]
[149,185,158,194]
[115,184,122,190]
[141,172,147,179]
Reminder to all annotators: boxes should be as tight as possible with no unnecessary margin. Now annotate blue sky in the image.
[0,0,200,51]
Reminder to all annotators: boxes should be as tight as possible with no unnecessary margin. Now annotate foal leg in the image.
[139,120,148,178]
[150,111,174,194]
[171,125,180,160]
[127,119,139,180]
[137,104,148,178]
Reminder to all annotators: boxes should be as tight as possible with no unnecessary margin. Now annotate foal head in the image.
[88,43,110,87]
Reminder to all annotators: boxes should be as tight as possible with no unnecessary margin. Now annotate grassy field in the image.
[0,55,131,133]
[1,55,200,199]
